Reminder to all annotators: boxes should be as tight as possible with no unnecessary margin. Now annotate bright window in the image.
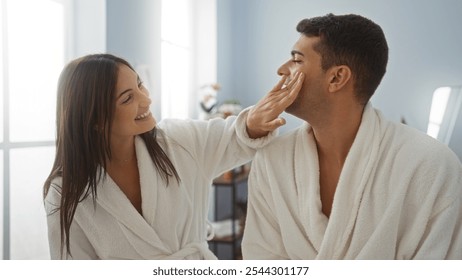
[0,150,3,260]
[1,1,4,260]
[427,86,462,144]
[10,147,55,259]
[1,0,3,143]
[427,87,451,139]
[1,0,70,259]
[160,0,217,120]
[161,0,193,119]
[8,0,64,142]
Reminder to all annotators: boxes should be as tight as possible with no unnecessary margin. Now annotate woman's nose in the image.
[138,91,152,107]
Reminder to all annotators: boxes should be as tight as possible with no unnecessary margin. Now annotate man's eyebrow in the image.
[291,50,305,57]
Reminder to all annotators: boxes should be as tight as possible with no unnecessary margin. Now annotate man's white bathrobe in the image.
[242,104,462,259]
[45,109,274,259]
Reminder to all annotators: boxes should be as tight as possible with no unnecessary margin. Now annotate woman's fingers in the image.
[284,72,304,103]
[272,75,288,91]
[245,72,304,138]
[269,72,304,106]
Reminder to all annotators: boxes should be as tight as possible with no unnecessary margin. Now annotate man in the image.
[241,13,462,259]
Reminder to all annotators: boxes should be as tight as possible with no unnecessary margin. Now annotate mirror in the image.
[427,86,462,145]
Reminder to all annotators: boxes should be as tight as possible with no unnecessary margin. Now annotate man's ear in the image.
[327,65,351,92]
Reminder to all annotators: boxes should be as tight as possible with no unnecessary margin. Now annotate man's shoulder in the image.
[382,121,462,171]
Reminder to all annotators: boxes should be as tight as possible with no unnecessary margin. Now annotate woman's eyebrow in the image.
[118,88,132,98]
[118,75,140,97]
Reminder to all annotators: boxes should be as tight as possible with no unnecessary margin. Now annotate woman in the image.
[43,54,303,259]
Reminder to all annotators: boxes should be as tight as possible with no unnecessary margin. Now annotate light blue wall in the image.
[106,0,159,64]
[72,0,106,57]
[217,0,462,133]
[106,0,162,118]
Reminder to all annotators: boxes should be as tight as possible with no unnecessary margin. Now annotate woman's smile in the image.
[135,110,152,121]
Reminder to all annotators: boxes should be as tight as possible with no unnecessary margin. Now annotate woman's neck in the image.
[108,136,136,164]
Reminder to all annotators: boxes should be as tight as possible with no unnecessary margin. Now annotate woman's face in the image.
[110,64,156,140]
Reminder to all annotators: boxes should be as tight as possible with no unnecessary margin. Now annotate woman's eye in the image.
[138,81,144,88]
[122,94,132,104]
[292,60,302,64]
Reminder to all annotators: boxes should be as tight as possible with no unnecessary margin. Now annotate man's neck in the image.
[311,104,364,166]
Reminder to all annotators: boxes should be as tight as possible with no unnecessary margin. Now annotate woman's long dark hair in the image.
[43,54,180,258]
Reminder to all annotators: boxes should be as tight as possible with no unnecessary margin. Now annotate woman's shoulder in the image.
[158,118,199,129]
[157,119,196,140]
[44,177,63,214]
[156,117,227,148]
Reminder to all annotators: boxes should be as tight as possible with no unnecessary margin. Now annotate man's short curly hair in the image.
[297,14,389,104]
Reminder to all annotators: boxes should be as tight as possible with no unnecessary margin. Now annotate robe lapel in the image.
[135,136,158,227]
[295,123,329,253]
[317,103,382,259]
[96,137,172,256]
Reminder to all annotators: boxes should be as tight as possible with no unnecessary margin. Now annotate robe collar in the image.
[295,103,382,259]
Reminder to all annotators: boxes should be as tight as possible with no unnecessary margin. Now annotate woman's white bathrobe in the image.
[45,109,275,260]
[242,104,462,260]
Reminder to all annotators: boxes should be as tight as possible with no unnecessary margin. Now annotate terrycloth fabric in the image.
[45,108,276,259]
[242,103,462,260]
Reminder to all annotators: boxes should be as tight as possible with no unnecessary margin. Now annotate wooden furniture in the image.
[209,166,249,259]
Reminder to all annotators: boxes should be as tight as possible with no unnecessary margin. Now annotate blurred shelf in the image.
[209,165,249,259]
[213,169,249,186]
[210,232,243,243]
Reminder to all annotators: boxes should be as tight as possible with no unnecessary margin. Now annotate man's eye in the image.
[292,60,302,64]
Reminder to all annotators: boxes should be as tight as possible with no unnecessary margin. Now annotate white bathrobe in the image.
[45,109,275,260]
[242,104,462,260]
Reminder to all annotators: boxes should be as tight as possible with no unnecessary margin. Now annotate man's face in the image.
[277,35,327,120]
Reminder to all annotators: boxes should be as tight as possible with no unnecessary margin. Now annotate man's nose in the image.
[277,61,290,76]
